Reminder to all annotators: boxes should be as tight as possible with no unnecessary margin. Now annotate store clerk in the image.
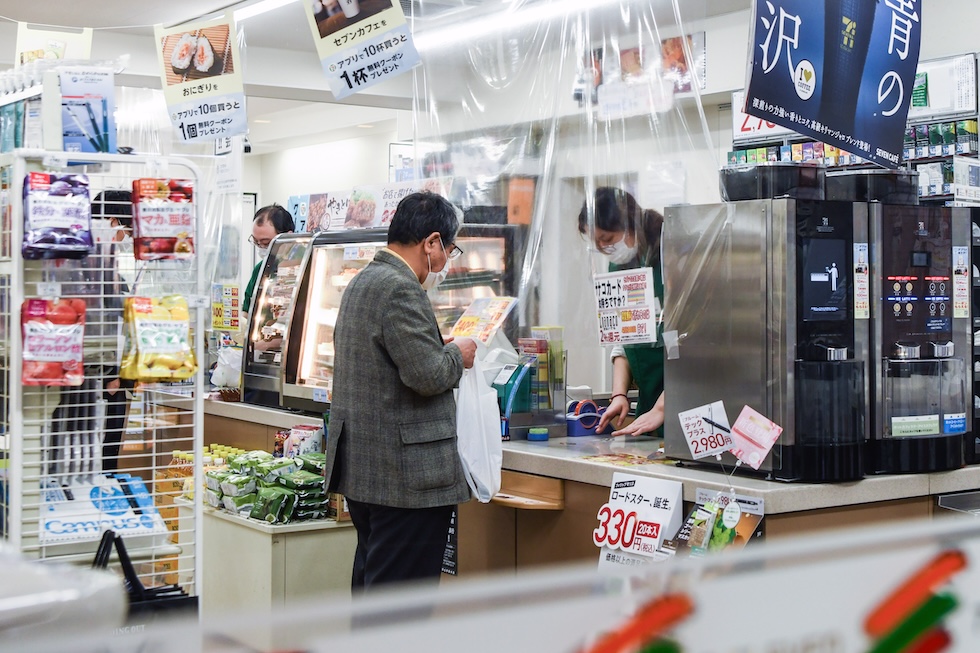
[578,187,666,437]
[242,204,295,315]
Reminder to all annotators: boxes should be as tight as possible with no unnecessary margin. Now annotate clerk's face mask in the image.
[602,232,637,264]
[422,238,449,290]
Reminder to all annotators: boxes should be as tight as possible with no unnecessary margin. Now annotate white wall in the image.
[256,128,397,204]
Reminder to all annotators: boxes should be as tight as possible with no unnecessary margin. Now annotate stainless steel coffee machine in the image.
[662,199,868,482]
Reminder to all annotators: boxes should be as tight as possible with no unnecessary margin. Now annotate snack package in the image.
[219,474,256,497]
[222,493,256,516]
[22,298,86,386]
[205,469,232,493]
[228,450,274,474]
[277,469,326,491]
[204,487,223,509]
[273,429,290,458]
[249,486,297,524]
[285,425,323,458]
[255,458,299,484]
[297,452,326,475]
[120,296,197,381]
[132,178,194,261]
[23,172,93,259]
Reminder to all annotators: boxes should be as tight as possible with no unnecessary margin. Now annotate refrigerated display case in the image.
[242,233,314,408]
[281,224,528,413]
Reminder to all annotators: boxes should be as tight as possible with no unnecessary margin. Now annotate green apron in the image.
[611,251,664,433]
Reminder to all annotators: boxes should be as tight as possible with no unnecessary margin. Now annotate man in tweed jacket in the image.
[325,191,477,590]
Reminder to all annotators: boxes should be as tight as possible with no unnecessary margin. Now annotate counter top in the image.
[201,399,980,516]
[202,505,353,534]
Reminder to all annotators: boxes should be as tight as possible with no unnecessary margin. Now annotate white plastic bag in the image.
[456,356,502,503]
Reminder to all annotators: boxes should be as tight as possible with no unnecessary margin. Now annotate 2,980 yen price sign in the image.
[677,401,732,460]
[593,504,661,554]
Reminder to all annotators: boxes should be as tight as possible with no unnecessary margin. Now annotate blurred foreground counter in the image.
[203,399,980,578]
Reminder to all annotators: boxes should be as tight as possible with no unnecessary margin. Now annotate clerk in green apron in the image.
[578,187,665,436]
[243,204,295,314]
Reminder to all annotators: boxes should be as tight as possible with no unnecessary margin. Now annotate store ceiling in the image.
[0,0,751,152]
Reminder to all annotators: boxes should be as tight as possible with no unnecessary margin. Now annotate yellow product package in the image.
[121,296,197,380]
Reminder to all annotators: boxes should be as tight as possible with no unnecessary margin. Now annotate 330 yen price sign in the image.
[592,503,661,555]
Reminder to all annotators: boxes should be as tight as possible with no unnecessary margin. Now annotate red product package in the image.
[22,298,86,386]
[132,178,195,261]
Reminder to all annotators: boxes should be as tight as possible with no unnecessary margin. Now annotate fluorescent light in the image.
[234,0,297,22]
[413,0,622,52]
[356,124,374,128]
[253,119,272,123]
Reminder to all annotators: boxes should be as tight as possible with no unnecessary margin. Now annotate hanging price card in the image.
[677,401,733,460]
[594,472,682,573]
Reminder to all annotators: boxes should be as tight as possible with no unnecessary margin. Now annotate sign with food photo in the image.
[154,15,247,142]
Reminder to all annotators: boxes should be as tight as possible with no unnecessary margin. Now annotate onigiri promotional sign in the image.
[304,0,421,100]
[154,15,247,142]
[745,0,921,169]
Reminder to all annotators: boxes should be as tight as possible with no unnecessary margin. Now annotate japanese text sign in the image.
[594,267,659,345]
[729,405,783,470]
[304,0,420,100]
[154,15,247,142]
[678,401,733,460]
[595,472,682,573]
[745,0,921,168]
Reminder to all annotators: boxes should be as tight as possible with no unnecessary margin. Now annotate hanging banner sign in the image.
[745,0,921,169]
[154,15,247,142]
[304,0,421,100]
[594,267,659,345]
[15,23,92,66]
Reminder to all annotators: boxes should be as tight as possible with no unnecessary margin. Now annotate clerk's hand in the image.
[612,392,665,437]
[453,337,477,369]
[597,395,630,432]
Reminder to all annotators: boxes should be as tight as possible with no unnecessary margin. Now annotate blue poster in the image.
[745,0,921,169]
[286,194,310,232]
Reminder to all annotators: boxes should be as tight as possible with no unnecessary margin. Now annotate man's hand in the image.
[452,337,478,369]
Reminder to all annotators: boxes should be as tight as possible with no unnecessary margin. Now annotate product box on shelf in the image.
[328,493,350,521]
[779,145,791,162]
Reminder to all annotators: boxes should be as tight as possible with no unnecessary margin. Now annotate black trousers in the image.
[346,498,453,591]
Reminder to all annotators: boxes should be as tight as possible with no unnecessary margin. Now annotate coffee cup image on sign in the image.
[340,0,360,17]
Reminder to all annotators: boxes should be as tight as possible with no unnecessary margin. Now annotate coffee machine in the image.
[662,199,867,481]
[866,204,971,473]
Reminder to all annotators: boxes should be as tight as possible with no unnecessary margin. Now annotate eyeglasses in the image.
[447,243,463,261]
[248,235,273,248]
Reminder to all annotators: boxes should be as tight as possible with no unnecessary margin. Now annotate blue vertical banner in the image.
[745,0,921,169]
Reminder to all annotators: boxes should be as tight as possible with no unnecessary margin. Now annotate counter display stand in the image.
[0,150,205,605]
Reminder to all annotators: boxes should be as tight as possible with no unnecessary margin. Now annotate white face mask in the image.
[257,246,270,259]
[421,239,449,290]
[603,234,637,264]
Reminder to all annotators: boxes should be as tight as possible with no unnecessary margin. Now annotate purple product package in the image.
[23,172,93,260]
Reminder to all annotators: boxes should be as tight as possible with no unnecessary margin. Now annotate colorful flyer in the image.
[594,472,683,572]
[449,297,517,345]
[854,242,870,320]
[594,267,659,345]
[344,178,453,229]
[745,0,921,169]
[154,15,246,142]
[728,405,783,470]
[304,0,421,100]
[211,283,242,331]
[953,245,970,318]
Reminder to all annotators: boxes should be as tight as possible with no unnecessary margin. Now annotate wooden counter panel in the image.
[764,496,933,538]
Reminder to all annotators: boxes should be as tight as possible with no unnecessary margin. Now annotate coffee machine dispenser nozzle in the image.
[930,341,955,358]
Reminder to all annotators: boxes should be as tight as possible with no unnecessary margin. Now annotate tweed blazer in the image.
[324,249,470,509]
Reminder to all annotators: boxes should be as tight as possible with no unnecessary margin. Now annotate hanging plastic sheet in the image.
[409,0,722,423]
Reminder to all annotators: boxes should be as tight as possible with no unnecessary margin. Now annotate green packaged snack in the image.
[228,450,274,474]
[206,470,232,492]
[292,508,329,521]
[297,452,326,474]
[249,486,297,524]
[255,457,299,484]
[204,487,223,508]
[220,474,256,497]
[295,495,329,510]
[277,469,325,491]
[222,492,256,516]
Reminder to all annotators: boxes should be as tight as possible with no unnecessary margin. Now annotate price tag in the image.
[37,282,62,299]
[722,501,742,529]
[677,401,732,459]
[41,153,69,169]
[595,472,682,572]
[729,405,783,470]
[312,388,328,404]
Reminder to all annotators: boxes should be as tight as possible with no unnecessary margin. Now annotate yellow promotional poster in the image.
[153,15,246,142]
[303,0,421,100]
[15,23,92,66]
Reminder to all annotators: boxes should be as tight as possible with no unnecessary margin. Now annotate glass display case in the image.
[281,224,528,413]
[241,233,314,407]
